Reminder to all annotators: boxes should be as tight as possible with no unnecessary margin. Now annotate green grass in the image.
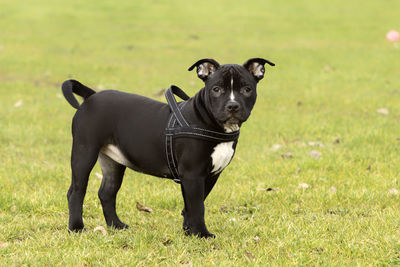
[1,0,400,265]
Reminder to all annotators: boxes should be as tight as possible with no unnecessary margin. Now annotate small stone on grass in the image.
[377,108,389,115]
[253,236,260,243]
[14,100,23,108]
[270,144,282,151]
[298,183,310,189]
[309,150,321,159]
[388,188,399,195]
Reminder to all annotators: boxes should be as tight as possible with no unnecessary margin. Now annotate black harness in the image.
[165,85,240,183]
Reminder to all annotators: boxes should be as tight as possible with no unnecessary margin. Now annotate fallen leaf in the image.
[220,205,228,212]
[299,183,310,189]
[330,186,337,193]
[179,260,193,266]
[93,226,107,236]
[388,188,399,195]
[0,242,9,248]
[14,100,23,107]
[136,202,152,213]
[281,151,293,159]
[324,65,332,72]
[245,250,255,260]
[366,165,371,171]
[309,150,321,159]
[163,239,172,246]
[95,172,103,179]
[264,187,279,192]
[0,45,4,51]
[270,144,282,151]
[333,137,340,144]
[377,108,389,115]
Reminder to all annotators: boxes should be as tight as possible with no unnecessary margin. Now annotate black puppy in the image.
[62,58,274,238]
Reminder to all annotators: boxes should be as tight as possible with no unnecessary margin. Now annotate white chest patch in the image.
[211,141,234,174]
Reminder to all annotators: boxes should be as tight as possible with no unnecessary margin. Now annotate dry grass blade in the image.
[245,250,255,260]
[93,226,107,236]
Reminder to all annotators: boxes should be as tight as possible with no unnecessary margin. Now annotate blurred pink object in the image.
[386,30,399,42]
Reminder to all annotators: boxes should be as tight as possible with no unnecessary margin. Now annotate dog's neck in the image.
[182,87,224,132]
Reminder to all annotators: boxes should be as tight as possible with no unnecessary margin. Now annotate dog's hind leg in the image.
[67,142,100,232]
[98,153,128,229]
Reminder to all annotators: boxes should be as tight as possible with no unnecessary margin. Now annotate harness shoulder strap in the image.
[165,85,240,183]
[165,86,190,127]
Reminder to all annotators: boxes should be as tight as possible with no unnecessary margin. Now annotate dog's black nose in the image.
[226,101,240,112]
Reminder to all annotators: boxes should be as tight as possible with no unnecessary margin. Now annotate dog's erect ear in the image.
[243,58,275,81]
[188,59,220,81]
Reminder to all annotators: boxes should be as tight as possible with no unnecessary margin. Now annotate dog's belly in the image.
[100,144,170,178]
[101,144,134,168]
[211,142,234,174]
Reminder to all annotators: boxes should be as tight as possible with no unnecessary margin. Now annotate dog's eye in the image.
[212,86,221,93]
[241,87,252,95]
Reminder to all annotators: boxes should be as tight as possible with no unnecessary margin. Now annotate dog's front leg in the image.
[181,173,220,232]
[180,174,215,238]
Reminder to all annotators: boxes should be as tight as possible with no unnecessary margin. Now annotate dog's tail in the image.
[61,79,96,109]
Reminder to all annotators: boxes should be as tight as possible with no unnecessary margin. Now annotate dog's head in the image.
[188,58,275,132]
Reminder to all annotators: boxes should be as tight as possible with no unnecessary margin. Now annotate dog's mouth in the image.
[224,117,240,125]
[220,117,240,133]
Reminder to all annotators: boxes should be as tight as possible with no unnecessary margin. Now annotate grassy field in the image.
[1,0,400,265]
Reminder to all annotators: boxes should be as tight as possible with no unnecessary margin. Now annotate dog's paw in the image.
[199,231,216,239]
[68,227,86,233]
[109,221,130,230]
[183,227,215,239]
[68,221,85,232]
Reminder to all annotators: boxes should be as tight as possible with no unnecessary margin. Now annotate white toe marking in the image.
[101,144,131,167]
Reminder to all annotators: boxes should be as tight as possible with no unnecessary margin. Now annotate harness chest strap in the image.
[164,86,240,183]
